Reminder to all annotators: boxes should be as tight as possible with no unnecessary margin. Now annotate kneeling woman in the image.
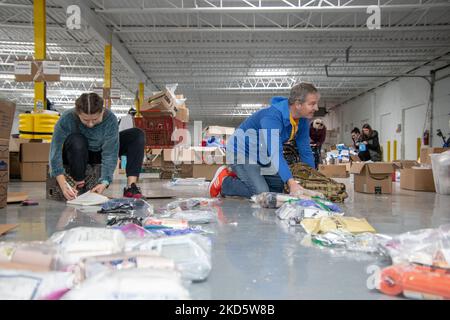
[49,92,145,200]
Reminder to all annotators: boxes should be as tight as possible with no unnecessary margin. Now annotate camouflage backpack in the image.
[283,141,348,203]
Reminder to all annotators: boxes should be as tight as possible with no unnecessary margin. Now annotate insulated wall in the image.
[324,68,450,161]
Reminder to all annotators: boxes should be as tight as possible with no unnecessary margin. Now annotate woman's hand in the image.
[56,175,78,200]
[363,141,368,145]
[91,183,107,194]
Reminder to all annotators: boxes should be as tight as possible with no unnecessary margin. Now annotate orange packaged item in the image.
[379,263,450,300]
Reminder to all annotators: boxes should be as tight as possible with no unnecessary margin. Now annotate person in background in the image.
[360,123,382,162]
[351,127,361,150]
[351,127,369,161]
[209,82,318,199]
[49,93,146,201]
[118,107,136,132]
[309,118,326,169]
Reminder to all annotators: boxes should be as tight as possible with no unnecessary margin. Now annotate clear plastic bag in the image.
[48,227,126,269]
[276,199,344,220]
[74,252,176,284]
[0,269,74,300]
[431,151,450,195]
[169,210,216,224]
[165,197,219,212]
[125,234,212,281]
[0,241,59,271]
[62,268,190,300]
[381,225,450,267]
[168,178,208,187]
[98,198,154,217]
[251,192,305,209]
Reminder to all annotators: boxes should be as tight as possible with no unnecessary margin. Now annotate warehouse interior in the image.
[0,0,450,301]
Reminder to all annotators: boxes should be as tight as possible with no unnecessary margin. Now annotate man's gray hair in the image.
[288,82,318,105]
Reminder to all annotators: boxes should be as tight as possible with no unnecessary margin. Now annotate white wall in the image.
[324,67,450,160]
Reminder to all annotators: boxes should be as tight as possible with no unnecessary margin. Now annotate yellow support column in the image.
[387,140,391,162]
[103,44,112,109]
[393,140,398,161]
[34,0,46,112]
[137,82,144,117]
[417,137,422,161]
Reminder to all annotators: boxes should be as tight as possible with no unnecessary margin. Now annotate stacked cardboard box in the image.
[20,142,51,182]
[350,162,394,194]
[9,138,28,179]
[400,167,435,192]
[175,94,189,123]
[0,100,16,208]
[392,159,436,192]
[141,90,176,115]
[159,146,225,180]
[420,147,450,165]
[319,163,350,178]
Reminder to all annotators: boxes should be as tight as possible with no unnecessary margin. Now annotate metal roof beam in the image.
[56,0,154,88]
[96,4,450,14]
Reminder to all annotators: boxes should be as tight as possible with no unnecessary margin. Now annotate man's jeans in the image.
[221,164,285,198]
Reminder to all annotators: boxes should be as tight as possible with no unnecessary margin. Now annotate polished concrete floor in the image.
[1,174,449,300]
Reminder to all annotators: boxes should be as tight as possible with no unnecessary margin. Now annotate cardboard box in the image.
[9,152,20,179]
[350,162,394,194]
[0,139,9,182]
[142,90,176,113]
[393,160,419,170]
[175,106,189,123]
[14,60,60,82]
[0,170,8,208]
[9,138,29,153]
[148,149,163,167]
[20,142,51,163]
[420,147,450,165]
[350,155,361,162]
[192,164,221,180]
[20,162,48,182]
[0,100,15,140]
[400,168,435,192]
[319,164,349,178]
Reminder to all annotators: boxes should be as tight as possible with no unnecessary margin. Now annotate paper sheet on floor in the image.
[66,191,109,206]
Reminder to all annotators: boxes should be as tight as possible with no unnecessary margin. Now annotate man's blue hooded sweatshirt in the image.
[226,96,314,183]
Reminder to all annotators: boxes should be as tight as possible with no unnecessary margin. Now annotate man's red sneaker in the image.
[209,165,232,198]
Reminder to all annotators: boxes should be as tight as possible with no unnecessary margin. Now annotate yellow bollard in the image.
[393,140,397,161]
[417,137,422,161]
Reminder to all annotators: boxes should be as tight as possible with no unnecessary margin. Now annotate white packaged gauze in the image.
[126,233,212,282]
[63,268,190,300]
[48,227,125,267]
[0,270,74,300]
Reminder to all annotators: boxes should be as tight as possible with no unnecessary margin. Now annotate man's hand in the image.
[287,179,303,195]
[91,183,107,194]
[363,141,368,145]
[56,174,77,200]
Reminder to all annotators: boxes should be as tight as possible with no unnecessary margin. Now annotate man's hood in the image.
[271,96,287,105]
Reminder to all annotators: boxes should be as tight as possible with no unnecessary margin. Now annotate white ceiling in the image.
[1,0,450,127]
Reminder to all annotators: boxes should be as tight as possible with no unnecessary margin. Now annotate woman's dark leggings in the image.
[62,128,145,181]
